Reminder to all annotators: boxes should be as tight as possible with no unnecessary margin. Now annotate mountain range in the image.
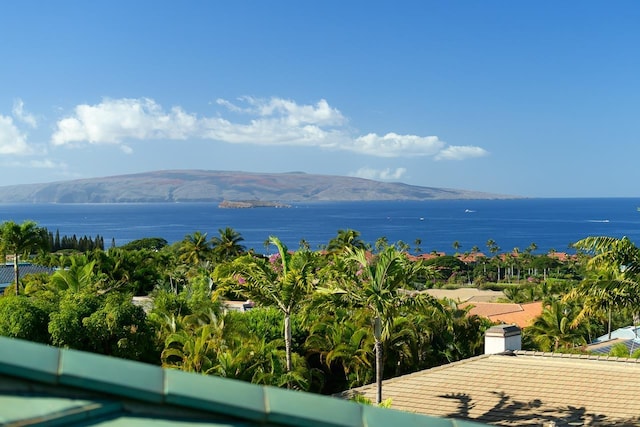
[0,170,516,203]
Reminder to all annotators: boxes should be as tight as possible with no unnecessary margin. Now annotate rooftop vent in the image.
[484,324,521,354]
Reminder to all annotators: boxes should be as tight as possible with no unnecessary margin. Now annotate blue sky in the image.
[1,1,639,197]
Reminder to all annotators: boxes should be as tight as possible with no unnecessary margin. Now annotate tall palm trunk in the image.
[374,316,383,405]
[284,312,292,373]
[13,254,19,296]
[375,338,383,405]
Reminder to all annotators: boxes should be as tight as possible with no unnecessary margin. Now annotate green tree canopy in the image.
[327,229,367,254]
[0,220,49,295]
[211,227,246,262]
[120,237,168,251]
[48,289,157,362]
[0,296,51,343]
[318,246,442,404]
[214,236,318,375]
[179,231,213,267]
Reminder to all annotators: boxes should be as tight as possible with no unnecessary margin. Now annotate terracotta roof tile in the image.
[459,301,543,328]
[491,302,543,328]
[460,302,524,317]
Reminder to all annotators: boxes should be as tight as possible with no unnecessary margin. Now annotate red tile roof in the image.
[459,301,543,328]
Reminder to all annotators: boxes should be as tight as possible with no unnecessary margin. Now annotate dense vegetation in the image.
[1,220,639,401]
[47,228,106,252]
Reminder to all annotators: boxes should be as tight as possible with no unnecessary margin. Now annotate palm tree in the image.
[486,239,501,281]
[396,240,410,253]
[305,309,373,389]
[522,244,536,276]
[298,239,311,251]
[569,236,640,339]
[161,310,228,373]
[511,247,521,281]
[375,236,389,252]
[211,227,246,262]
[319,246,442,404]
[243,337,311,390]
[435,301,489,363]
[213,236,317,374]
[384,315,424,376]
[527,301,587,351]
[179,231,212,266]
[486,239,499,255]
[49,255,101,293]
[413,238,422,255]
[327,229,367,254]
[0,220,49,296]
[162,325,219,373]
[573,236,640,274]
[565,264,640,340]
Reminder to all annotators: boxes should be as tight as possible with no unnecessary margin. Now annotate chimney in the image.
[485,324,521,354]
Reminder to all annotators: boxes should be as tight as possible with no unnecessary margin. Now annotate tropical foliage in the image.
[213,236,318,375]
[3,219,640,399]
[0,220,49,295]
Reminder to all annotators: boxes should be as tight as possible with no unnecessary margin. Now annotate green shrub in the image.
[0,296,50,343]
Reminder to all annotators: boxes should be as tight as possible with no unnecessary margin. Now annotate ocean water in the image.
[1,198,639,254]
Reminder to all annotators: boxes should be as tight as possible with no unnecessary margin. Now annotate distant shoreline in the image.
[0,199,636,255]
[0,169,517,203]
[218,200,292,209]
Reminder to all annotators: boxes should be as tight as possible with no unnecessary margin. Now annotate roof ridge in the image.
[513,349,640,363]
[353,348,640,392]
[349,353,494,390]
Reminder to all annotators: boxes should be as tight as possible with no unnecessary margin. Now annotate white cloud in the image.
[350,167,407,181]
[51,98,199,146]
[12,99,37,128]
[215,98,250,113]
[50,97,488,160]
[1,158,66,169]
[350,133,445,158]
[0,115,32,154]
[28,159,66,169]
[199,116,340,147]
[435,145,488,160]
[254,97,345,127]
[218,97,346,127]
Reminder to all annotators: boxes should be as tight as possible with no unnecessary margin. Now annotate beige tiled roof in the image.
[340,351,640,426]
[425,288,504,303]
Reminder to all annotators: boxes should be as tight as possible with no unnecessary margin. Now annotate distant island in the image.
[218,200,291,209]
[0,170,518,203]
